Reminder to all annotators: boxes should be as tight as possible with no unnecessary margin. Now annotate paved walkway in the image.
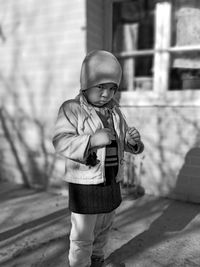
[0,184,200,266]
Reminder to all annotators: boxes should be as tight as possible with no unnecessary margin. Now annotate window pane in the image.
[112,1,155,91]
[172,0,200,47]
[117,57,153,91]
[170,0,200,90]
[170,52,200,90]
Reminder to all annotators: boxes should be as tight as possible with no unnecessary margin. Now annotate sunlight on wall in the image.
[0,0,86,187]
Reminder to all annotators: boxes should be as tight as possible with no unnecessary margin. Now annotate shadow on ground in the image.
[106,199,200,265]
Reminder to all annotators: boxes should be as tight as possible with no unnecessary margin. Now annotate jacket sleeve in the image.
[125,140,144,154]
[52,101,91,163]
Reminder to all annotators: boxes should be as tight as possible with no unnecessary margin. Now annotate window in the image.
[104,0,200,105]
[112,0,155,91]
[170,0,200,91]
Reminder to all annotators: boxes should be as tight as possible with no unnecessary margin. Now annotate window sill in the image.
[118,90,200,107]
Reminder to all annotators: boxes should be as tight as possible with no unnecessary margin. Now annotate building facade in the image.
[0,0,200,202]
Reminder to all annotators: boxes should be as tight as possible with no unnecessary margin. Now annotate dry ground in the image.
[0,183,200,267]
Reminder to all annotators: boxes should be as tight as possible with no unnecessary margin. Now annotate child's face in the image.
[84,83,117,107]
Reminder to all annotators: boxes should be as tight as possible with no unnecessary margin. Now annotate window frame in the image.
[103,0,200,107]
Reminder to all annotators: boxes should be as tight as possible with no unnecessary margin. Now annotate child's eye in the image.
[97,84,118,91]
[97,84,104,89]
[111,86,118,91]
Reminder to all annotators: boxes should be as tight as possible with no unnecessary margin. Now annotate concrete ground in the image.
[0,184,200,267]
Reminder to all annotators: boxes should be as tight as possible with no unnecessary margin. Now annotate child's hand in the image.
[90,128,115,148]
[126,127,141,146]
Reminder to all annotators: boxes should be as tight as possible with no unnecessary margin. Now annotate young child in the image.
[53,50,144,267]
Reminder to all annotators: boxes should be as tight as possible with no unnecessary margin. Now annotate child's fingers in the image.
[132,134,140,140]
[129,130,140,138]
[104,128,115,140]
[129,132,141,142]
[108,132,115,140]
[104,128,112,133]
[128,127,136,133]
[128,127,139,135]
[129,130,139,135]
[127,139,137,146]
[104,129,112,136]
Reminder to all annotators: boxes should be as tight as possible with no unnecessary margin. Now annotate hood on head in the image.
[80,50,122,91]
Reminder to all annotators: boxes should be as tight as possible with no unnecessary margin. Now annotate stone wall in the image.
[121,105,200,202]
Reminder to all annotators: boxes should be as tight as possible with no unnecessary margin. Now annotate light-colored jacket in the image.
[53,94,143,185]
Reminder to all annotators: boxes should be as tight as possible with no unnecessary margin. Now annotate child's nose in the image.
[102,89,109,97]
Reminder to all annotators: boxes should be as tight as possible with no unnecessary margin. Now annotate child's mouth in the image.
[100,98,108,103]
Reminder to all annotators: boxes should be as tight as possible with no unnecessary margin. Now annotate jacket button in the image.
[120,159,124,165]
